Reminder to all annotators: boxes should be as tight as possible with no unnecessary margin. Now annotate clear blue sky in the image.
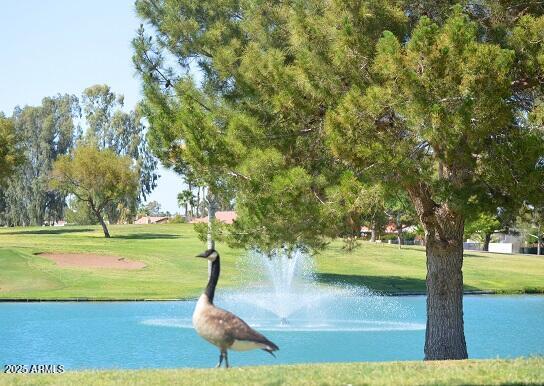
[0,0,185,213]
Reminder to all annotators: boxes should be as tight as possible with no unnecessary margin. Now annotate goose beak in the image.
[196,249,213,258]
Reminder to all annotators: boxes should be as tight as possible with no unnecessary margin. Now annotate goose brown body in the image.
[192,249,279,367]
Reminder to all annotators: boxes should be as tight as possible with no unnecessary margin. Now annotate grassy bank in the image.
[2,358,543,385]
[0,223,543,299]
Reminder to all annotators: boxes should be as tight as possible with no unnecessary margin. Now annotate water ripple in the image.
[141,318,425,332]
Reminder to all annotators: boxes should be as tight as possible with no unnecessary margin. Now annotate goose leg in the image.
[216,352,224,368]
[224,351,229,368]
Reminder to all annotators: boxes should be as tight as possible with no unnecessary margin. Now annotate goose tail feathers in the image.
[262,340,279,357]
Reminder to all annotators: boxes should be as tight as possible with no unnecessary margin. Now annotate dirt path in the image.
[38,253,146,270]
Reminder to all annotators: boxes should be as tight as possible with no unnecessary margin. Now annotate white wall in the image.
[488,243,513,254]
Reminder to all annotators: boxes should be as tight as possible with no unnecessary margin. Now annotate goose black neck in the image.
[205,256,220,303]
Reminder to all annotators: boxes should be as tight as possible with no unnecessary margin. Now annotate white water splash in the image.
[141,248,424,332]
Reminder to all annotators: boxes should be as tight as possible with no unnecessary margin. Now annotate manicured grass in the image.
[0,223,543,299]
[317,241,544,294]
[0,224,242,299]
[2,358,543,385]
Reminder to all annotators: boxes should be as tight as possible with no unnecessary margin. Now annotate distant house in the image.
[189,211,236,225]
[361,223,418,235]
[465,232,525,254]
[134,216,170,225]
[42,220,66,227]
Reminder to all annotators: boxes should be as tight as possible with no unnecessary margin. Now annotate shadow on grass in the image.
[316,273,481,294]
[386,245,426,253]
[113,233,183,240]
[463,384,543,386]
[376,244,493,259]
[2,228,94,235]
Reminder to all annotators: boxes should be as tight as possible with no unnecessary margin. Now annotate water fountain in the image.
[144,249,424,332]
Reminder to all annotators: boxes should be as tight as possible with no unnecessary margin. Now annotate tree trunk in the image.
[197,187,202,217]
[408,184,468,360]
[538,225,541,256]
[370,227,377,242]
[91,202,110,238]
[207,195,216,250]
[396,214,403,249]
[188,182,193,219]
[207,190,218,277]
[424,233,467,360]
[483,233,491,252]
[96,212,110,238]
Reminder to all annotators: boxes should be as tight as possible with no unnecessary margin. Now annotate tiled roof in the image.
[189,211,237,224]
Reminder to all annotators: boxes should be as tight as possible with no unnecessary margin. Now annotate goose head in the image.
[196,249,219,262]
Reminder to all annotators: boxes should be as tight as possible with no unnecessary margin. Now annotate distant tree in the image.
[465,213,502,252]
[169,214,187,224]
[384,191,418,249]
[50,146,139,238]
[145,200,163,216]
[137,204,149,217]
[323,173,389,252]
[177,190,195,218]
[0,86,158,227]
[0,116,24,183]
[1,95,80,226]
[518,204,544,255]
[64,197,98,225]
[82,84,158,223]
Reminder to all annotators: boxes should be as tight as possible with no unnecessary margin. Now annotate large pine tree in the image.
[134,0,544,359]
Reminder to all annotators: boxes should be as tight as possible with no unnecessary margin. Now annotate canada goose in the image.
[192,248,279,368]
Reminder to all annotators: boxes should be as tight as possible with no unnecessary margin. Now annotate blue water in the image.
[0,295,542,369]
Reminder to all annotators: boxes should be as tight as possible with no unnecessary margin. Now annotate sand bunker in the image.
[38,253,146,270]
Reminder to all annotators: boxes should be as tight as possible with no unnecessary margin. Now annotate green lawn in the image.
[1,358,543,385]
[0,223,543,299]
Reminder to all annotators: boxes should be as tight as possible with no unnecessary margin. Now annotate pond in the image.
[0,295,542,369]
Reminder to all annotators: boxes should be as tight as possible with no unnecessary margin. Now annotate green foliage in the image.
[81,84,159,222]
[1,95,80,226]
[228,148,331,251]
[50,146,139,237]
[0,117,24,183]
[1,85,159,227]
[51,146,138,208]
[384,190,418,237]
[517,204,544,247]
[465,213,501,242]
[138,200,163,217]
[193,219,229,243]
[64,197,98,225]
[169,214,187,224]
[323,172,388,251]
[135,1,544,254]
[329,9,520,212]
[177,190,196,216]
[380,233,399,242]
